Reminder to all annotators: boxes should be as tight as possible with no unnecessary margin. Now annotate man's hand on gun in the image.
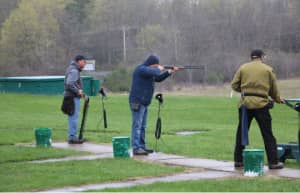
[166,66,179,74]
[279,98,285,104]
[153,64,203,73]
[79,89,85,98]
[157,65,178,74]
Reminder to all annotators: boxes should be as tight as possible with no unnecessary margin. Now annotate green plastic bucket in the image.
[35,128,52,147]
[243,149,264,176]
[112,136,130,158]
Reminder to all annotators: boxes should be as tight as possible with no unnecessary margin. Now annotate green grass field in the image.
[99,178,300,192]
[0,145,90,163]
[0,93,298,164]
[0,80,299,192]
[1,159,183,192]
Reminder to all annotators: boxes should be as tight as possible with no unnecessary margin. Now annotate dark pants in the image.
[234,106,279,165]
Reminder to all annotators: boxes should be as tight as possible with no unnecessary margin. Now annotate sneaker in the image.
[68,138,85,144]
[269,162,284,169]
[234,162,244,168]
[144,148,154,154]
[133,148,148,156]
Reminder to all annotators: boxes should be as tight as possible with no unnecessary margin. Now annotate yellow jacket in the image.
[231,60,281,109]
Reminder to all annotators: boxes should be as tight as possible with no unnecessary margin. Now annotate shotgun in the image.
[163,65,204,70]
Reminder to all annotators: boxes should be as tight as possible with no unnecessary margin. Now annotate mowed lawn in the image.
[0,79,299,191]
[0,92,298,164]
[99,178,300,192]
[0,94,185,192]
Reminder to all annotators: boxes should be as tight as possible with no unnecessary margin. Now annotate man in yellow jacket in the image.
[231,49,284,169]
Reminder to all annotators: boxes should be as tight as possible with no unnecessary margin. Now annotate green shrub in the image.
[103,67,133,92]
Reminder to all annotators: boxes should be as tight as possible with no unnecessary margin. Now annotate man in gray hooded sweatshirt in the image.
[63,55,86,144]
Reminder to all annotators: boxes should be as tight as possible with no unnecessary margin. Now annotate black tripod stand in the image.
[99,88,108,129]
[78,95,90,140]
[154,93,163,152]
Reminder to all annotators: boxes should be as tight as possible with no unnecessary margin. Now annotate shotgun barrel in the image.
[163,65,204,70]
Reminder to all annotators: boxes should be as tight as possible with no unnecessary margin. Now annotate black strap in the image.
[243,93,268,99]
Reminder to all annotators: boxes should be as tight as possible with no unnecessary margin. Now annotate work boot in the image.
[269,162,284,169]
[144,148,154,154]
[68,138,85,144]
[234,162,244,168]
[133,148,148,156]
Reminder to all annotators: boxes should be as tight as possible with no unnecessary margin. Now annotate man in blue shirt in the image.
[129,54,178,155]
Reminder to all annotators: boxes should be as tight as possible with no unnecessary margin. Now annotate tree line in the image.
[0,0,299,88]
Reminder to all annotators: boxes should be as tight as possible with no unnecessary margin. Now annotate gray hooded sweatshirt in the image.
[64,61,82,97]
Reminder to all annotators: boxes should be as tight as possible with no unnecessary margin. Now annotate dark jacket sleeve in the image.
[66,69,80,96]
[139,65,161,78]
[155,71,171,82]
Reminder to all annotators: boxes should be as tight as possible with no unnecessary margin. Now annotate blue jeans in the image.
[131,104,148,151]
[68,97,80,140]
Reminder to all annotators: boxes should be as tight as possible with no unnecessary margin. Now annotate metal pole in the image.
[122,26,127,65]
[174,30,178,62]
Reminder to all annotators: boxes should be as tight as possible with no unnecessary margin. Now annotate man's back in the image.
[240,61,272,95]
[129,64,155,105]
[231,60,280,109]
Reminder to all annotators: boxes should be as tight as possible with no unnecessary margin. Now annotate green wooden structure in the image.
[277,98,300,165]
[0,76,99,96]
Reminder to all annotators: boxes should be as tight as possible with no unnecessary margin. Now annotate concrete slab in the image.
[136,152,300,179]
[49,142,300,179]
[136,153,236,172]
[39,171,236,192]
[30,154,112,163]
[176,131,202,135]
[52,142,113,154]
[138,152,185,161]
[267,168,300,179]
[154,157,234,172]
